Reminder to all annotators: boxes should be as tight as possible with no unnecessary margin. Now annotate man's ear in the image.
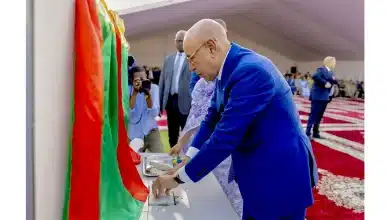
[205,39,217,57]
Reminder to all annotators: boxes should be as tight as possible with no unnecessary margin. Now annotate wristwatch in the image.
[174,174,185,184]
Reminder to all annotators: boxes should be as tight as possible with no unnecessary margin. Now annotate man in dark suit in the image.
[159,30,192,147]
[153,19,317,220]
[306,56,337,139]
[189,19,228,94]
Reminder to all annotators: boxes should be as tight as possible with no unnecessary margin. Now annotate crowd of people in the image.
[126,18,363,219]
[284,71,364,99]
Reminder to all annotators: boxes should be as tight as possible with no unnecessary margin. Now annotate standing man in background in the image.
[189,19,228,94]
[306,56,337,139]
[159,30,192,147]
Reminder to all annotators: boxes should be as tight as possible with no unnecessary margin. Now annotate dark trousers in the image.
[166,94,188,147]
[355,89,364,98]
[306,100,328,136]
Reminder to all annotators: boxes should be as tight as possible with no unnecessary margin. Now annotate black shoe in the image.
[306,133,313,140]
[313,134,321,139]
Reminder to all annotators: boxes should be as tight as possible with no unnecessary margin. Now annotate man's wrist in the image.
[177,166,195,183]
[174,173,185,184]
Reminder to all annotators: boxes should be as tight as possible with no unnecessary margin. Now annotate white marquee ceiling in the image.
[112,0,364,61]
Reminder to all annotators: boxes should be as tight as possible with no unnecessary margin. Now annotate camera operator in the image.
[128,66,163,153]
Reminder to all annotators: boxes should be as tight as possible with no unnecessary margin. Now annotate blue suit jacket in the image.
[310,66,337,101]
[184,43,318,218]
[189,71,200,94]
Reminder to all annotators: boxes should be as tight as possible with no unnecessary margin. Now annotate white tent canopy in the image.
[112,0,364,61]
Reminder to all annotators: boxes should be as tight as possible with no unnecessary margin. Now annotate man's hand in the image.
[169,143,183,156]
[133,79,142,91]
[181,155,190,164]
[325,82,332,88]
[166,160,187,175]
[152,174,179,198]
[144,87,151,96]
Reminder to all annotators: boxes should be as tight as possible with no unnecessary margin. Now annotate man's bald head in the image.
[175,30,187,52]
[214,19,227,32]
[183,19,231,81]
[184,19,227,46]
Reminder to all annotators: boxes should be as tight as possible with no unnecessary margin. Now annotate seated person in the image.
[128,66,163,153]
[338,79,346,97]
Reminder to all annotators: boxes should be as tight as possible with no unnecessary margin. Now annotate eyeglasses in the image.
[186,38,217,64]
[186,42,206,64]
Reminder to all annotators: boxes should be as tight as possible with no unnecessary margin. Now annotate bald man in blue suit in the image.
[152,19,318,220]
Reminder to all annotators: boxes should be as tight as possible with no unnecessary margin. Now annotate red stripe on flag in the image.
[69,0,103,219]
[113,25,149,202]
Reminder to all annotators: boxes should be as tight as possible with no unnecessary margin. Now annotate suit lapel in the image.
[166,54,176,89]
[220,43,241,87]
[217,43,242,110]
[179,60,189,79]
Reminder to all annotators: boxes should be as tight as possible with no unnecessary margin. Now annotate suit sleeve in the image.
[179,69,276,183]
[185,86,219,158]
[312,68,328,87]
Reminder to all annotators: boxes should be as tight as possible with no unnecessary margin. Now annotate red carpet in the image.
[307,141,364,220]
[339,98,365,104]
[299,111,353,124]
[300,97,365,219]
[326,110,364,120]
[326,130,365,145]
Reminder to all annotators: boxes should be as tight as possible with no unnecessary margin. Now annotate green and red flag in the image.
[62,0,149,219]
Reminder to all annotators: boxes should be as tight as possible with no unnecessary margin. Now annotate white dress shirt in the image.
[171,52,185,94]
